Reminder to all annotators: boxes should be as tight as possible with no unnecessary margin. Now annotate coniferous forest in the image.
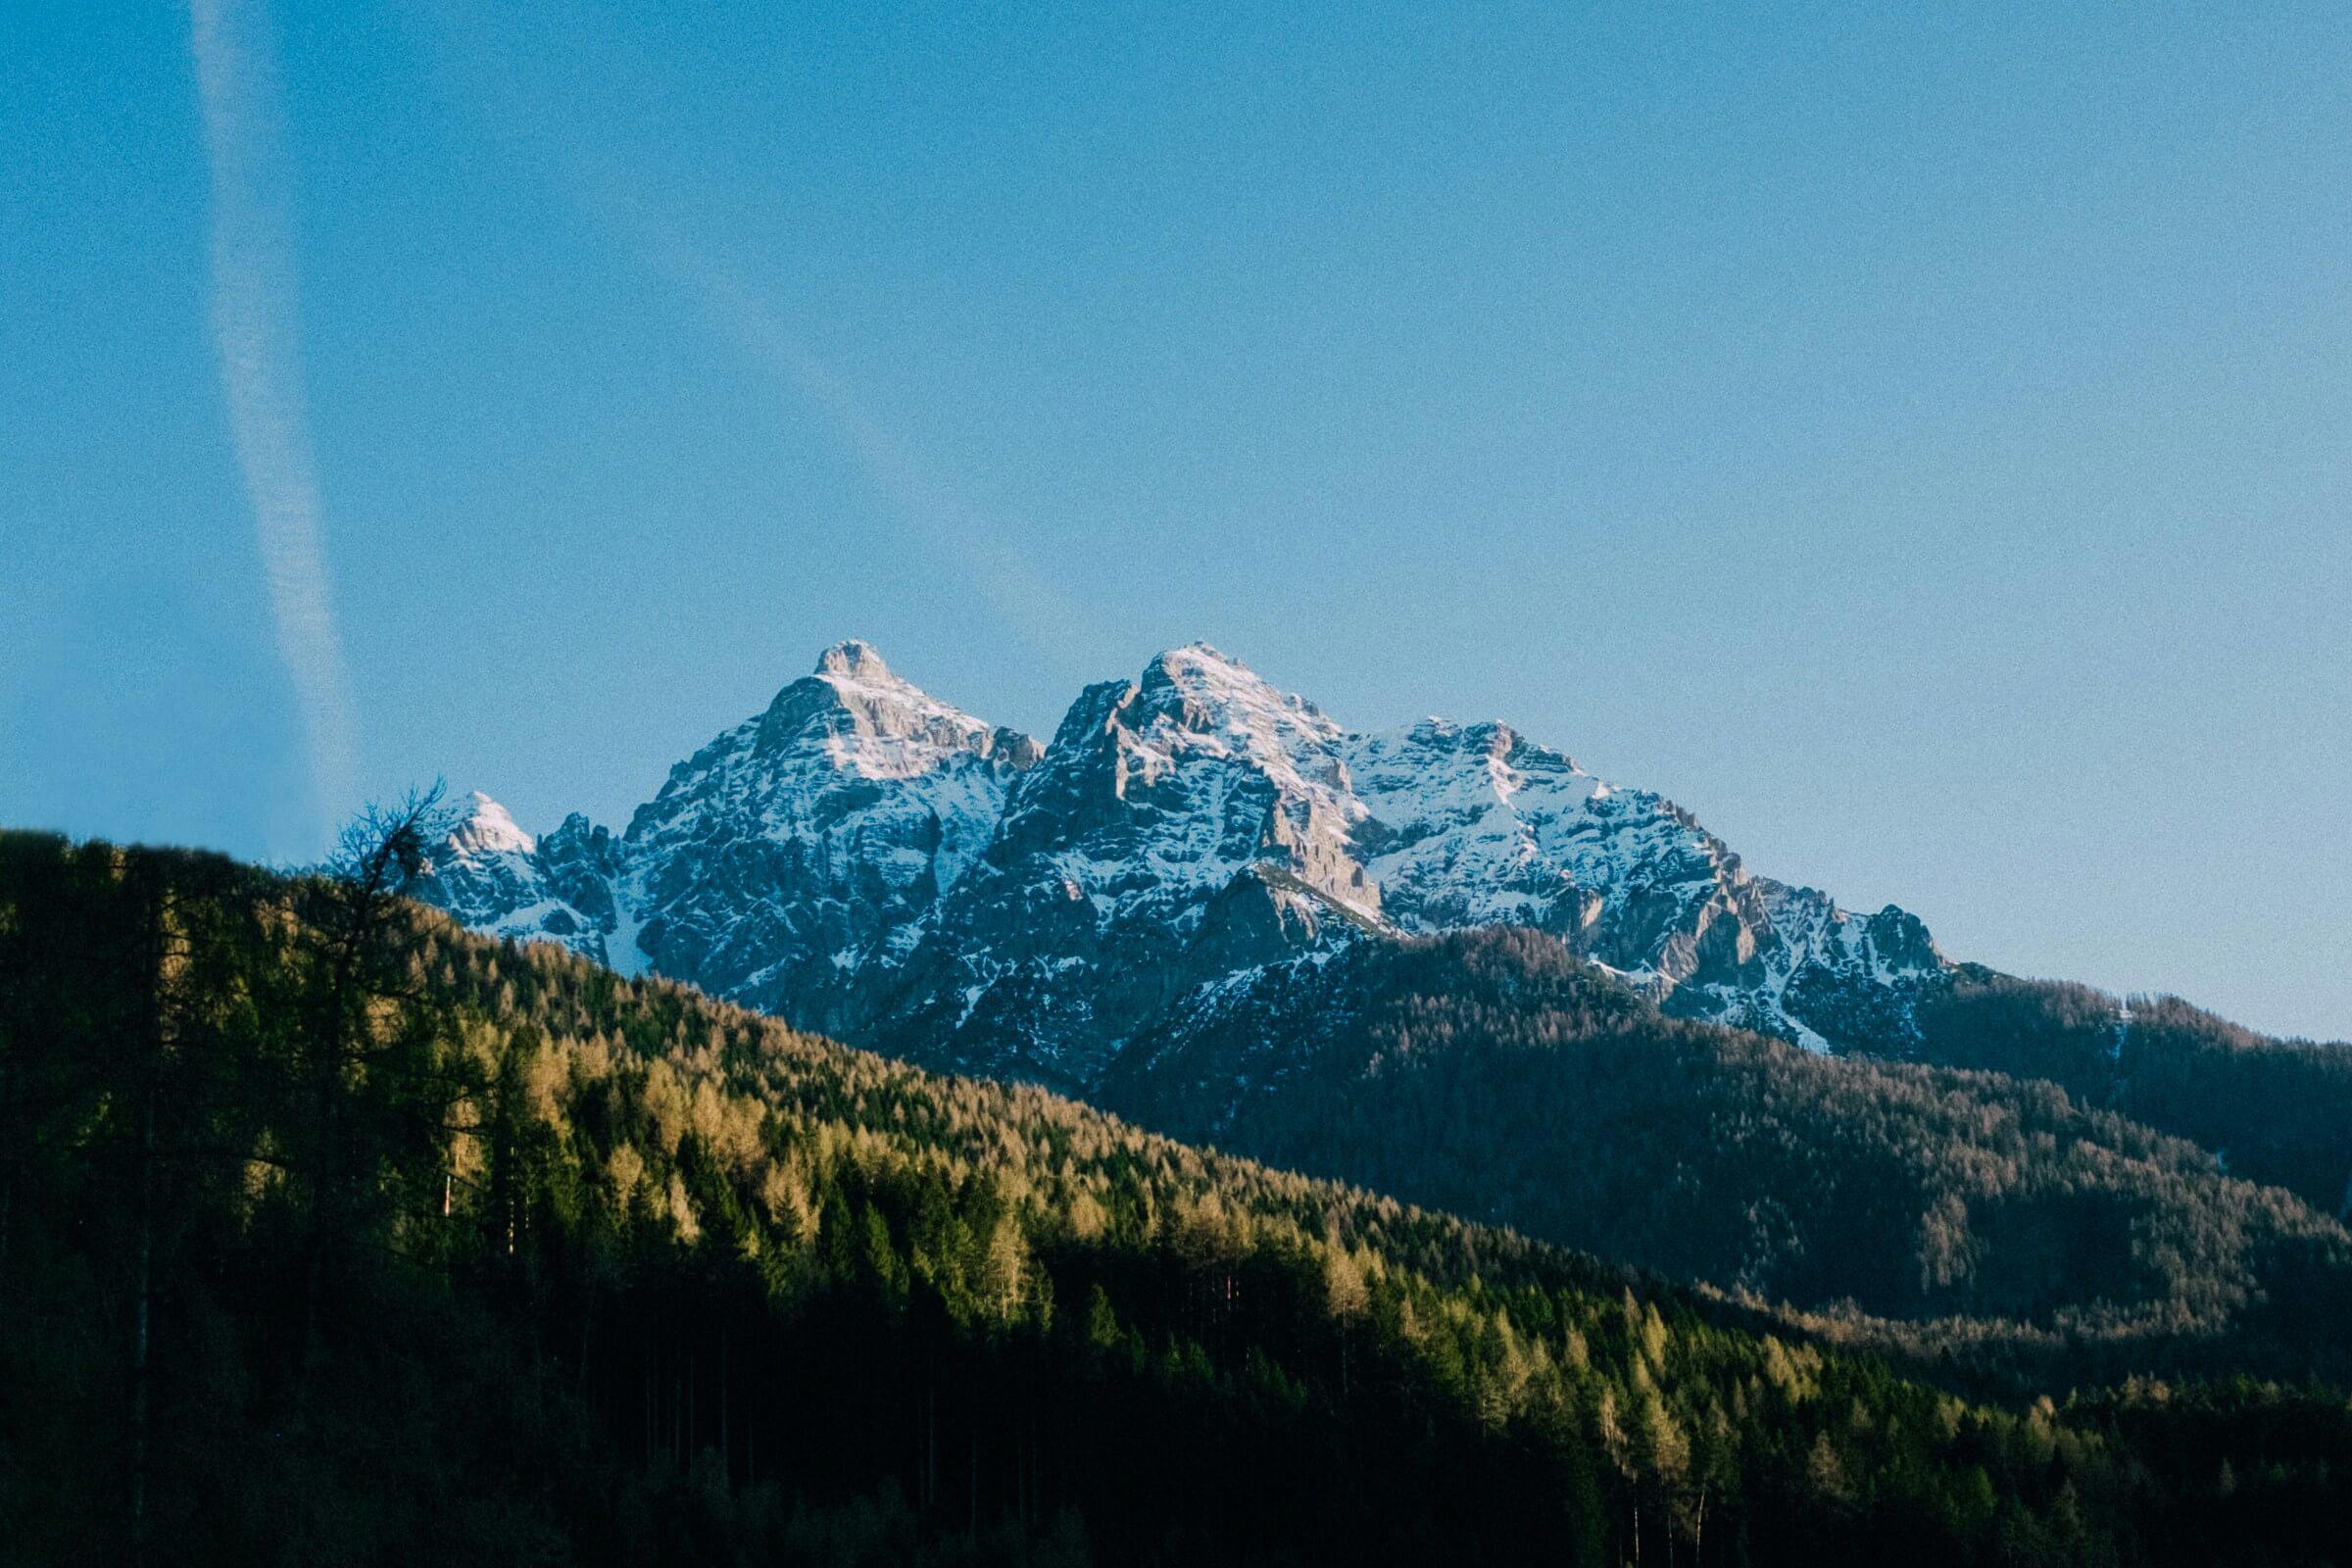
[3,826,2350,1566]
[1104,929,2352,1389]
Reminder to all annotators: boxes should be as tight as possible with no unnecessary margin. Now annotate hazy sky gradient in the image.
[4,2,2347,1038]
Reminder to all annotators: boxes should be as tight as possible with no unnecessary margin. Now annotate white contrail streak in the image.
[189,0,359,830]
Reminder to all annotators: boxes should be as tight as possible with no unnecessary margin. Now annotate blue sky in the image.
[4,1,2347,1038]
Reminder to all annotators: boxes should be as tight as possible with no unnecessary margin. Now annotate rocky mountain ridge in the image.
[417,640,1948,1092]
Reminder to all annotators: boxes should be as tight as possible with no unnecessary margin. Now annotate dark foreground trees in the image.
[1,830,2347,1566]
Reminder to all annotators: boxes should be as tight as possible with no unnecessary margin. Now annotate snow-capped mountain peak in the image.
[1139,642,1336,722]
[412,790,586,953]
[814,637,890,679]
[423,645,1042,1028]
[1131,643,1348,769]
[420,638,1952,1093]
[1109,647,1360,847]
[801,639,1031,765]
[448,790,535,858]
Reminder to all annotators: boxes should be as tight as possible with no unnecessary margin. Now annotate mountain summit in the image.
[813,637,890,678]
[420,643,1945,1089]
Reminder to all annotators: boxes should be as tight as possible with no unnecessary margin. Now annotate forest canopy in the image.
[2,830,2347,1566]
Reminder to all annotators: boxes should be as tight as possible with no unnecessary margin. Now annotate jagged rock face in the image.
[410,792,556,936]
[533,814,627,946]
[419,640,1949,1092]
[1336,717,1942,1049]
[621,640,1039,1026]
[417,642,1039,1028]
[873,646,1383,1087]
[1722,883,1943,1047]
[1345,718,1746,973]
[416,801,638,970]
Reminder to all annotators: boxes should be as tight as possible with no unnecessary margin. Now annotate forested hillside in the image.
[3,829,2348,1566]
[1105,929,2352,1383]
[1914,967,2352,1218]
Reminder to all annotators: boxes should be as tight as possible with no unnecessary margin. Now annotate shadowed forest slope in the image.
[1103,928,2352,1377]
[3,832,2349,1566]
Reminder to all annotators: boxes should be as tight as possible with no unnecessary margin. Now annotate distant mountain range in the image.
[420,639,1945,1093]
